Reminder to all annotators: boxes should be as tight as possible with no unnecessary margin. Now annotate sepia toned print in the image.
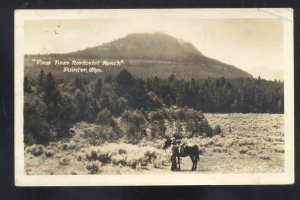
[15,9,294,186]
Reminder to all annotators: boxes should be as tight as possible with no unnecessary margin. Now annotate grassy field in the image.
[25,113,284,175]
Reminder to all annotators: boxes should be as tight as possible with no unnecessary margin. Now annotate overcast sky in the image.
[25,18,283,73]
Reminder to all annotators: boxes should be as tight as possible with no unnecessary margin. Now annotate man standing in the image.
[170,137,179,171]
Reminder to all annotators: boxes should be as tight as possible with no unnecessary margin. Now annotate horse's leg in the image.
[177,156,180,171]
[193,156,197,171]
[193,156,195,171]
[194,155,197,171]
[190,155,194,171]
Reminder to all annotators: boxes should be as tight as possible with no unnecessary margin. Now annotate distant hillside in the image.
[247,67,283,81]
[25,32,252,79]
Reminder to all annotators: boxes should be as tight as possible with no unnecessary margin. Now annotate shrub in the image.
[67,141,77,150]
[76,152,86,161]
[176,108,186,121]
[153,153,169,168]
[71,123,113,145]
[214,140,224,147]
[24,95,53,145]
[95,109,112,125]
[59,156,71,166]
[273,145,284,153]
[274,148,284,153]
[98,150,112,163]
[149,111,164,122]
[45,149,55,157]
[260,155,271,160]
[173,132,183,140]
[213,147,227,153]
[55,153,63,158]
[86,161,102,174]
[49,142,58,148]
[198,147,206,154]
[274,137,284,143]
[224,140,235,148]
[27,144,45,156]
[239,139,256,146]
[143,148,158,163]
[118,148,127,155]
[120,110,147,142]
[62,143,68,150]
[149,121,166,139]
[85,148,99,161]
[213,125,222,136]
[78,143,168,169]
[57,141,76,151]
[239,147,248,154]
[24,133,35,146]
[247,150,257,156]
[213,147,221,153]
[126,154,144,169]
[85,147,112,163]
[111,154,127,166]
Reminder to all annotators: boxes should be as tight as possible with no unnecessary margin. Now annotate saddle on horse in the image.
[172,140,189,157]
[179,143,187,156]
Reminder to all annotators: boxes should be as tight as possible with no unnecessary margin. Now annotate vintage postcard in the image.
[15,9,294,186]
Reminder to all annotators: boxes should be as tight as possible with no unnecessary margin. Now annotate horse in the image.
[163,138,200,171]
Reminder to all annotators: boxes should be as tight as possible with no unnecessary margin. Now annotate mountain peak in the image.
[127,31,167,37]
[62,32,252,79]
[72,32,202,61]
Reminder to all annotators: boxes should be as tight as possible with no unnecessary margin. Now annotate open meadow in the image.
[24,113,284,175]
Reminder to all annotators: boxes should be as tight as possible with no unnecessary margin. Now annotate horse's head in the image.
[162,138,172,150]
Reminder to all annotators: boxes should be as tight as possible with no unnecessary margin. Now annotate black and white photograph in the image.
[14,9,294,186]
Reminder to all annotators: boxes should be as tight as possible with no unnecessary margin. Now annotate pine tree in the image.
[37,69,46,93]
[44,72,59,105]
[24,76,31,93]
[94,78,102,97]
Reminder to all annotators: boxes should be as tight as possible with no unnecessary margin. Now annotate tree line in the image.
[24,69,283,144]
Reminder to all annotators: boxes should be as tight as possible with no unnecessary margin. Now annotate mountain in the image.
[70,32,203,62]
[247,67,283,81]
[25,32,252,79]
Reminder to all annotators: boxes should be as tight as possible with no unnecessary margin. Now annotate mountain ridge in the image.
[25,32,252,79]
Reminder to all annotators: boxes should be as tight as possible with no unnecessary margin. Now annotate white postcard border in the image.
[14,9,294,186]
